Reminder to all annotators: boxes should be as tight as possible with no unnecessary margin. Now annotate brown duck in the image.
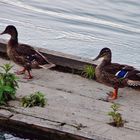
[93,48,140,100]
[0,25,55,79]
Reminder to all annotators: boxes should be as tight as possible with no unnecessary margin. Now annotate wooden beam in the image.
[0,39,96,74]
[0,118,92,140]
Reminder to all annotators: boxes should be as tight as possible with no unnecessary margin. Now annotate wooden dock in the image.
[0,39,140,140]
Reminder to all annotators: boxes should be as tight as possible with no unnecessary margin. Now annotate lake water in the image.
[0,0,140,139]
[0,0,140,69]
[0,130,29,140]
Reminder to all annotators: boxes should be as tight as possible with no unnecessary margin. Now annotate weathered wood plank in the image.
[0,109,13,118]
[0,42,140,140]
[0,115,93,140]
[0,39,96,73]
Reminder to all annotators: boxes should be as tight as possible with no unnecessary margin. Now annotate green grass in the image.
[108,103,124,127]
[82,65,95,79]
[21,91,47,107]
[0,63,19,105]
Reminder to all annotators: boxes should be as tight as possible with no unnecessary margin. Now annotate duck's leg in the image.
[15,67,26,75]
[23,63,33,79]
[107,88,118,100]
[23,70,33,79]
[26,70,33,79]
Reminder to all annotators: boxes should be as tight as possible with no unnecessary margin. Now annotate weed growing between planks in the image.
[0,64,19,105]
[108,103,126,127]
[82,65,95,79]
[21,91,47,107]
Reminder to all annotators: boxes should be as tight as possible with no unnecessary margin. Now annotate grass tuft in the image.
[82,65,95,79]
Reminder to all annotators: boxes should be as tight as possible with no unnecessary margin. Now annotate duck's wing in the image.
[120,66,140,86]
[103,63,134,75]
[16,44,50,65]
[127,70,140,86]
[104,63,140,87]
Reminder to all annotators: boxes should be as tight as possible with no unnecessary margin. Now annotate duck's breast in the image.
[7,45,25,66]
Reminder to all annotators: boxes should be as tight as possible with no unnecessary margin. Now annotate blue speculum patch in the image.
[116,69,128,78]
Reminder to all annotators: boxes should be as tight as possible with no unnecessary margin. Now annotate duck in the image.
[93,47,140,100]
[0,25,55,79]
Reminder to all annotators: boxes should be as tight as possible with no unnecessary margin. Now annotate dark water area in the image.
[0,129,29,140]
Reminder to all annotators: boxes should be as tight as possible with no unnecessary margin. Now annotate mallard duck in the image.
[93,48,140,100]
[0,25,55,79]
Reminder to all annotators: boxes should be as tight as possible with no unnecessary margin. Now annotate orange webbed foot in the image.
[23,75,33,79]
[107,88,118,101]
[107,94,117,100]
[15,68,26,75]
[24,70,33,79]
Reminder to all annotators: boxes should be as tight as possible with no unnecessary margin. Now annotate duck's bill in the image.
[0,29,6,35]
[92,54,101,61]
[0,31,4,35]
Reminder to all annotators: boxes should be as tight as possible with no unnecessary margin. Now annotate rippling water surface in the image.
[0,130,29,140]
[0,0,140,139]
[0,0,140,69]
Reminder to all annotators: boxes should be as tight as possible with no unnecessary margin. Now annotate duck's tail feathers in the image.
[127,80,140,87]
[39,63,56,69]
[35,50,50,63]
[136,73,140,76]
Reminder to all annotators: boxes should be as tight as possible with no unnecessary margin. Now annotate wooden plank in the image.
[0,39,96,73]
[0,116,93,140]
[0,58,140,140]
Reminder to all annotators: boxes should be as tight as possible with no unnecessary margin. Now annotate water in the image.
[0,131,29,140]
[0,0,140,69]
[0,1,140,139]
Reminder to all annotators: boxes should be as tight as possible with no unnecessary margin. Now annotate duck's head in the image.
[0,25,18,38]
[93,48,112,63]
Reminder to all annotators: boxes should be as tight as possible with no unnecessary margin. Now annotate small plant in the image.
[0,63,19,105]
[108,103,124,127]
[82,65,95,79]
[21,91,46,107]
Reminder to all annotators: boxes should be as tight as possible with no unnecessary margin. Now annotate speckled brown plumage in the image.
[93,48,140,100]
[0,25,55,79]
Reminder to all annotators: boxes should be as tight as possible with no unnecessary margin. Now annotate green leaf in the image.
[0,90,4,101]
[108,111,115,116]
[0,100,6,105]
[108,103,124,127]
[0,63,19,104]
[21,91,46,108]
[0,63,13,73]
[3,86,14,92]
